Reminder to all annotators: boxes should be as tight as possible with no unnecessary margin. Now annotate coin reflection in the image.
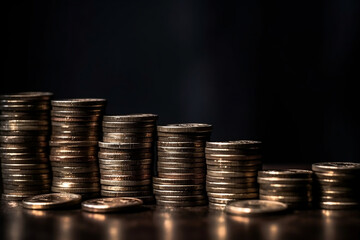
[155,206,208,240]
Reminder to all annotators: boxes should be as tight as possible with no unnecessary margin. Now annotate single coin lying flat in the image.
[22,193,82,210]
[81,197,143,213]
[225,200,288,216]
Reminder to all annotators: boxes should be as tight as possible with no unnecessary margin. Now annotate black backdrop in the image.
[2,0,360,165]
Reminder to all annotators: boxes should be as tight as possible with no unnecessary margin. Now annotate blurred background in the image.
[2,0,359,164]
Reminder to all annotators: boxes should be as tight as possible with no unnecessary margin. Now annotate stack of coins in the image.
[312,162,360,210]
[154,123,212,207]
[258,169,313,209]
[0,92,53,200]
[49,99,106,199]
[205,140,262,210]
[99,114,158,203]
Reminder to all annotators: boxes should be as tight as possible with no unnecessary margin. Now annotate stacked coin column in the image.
[258,170,313,209]
[312,162,360,210]
[49,99,106,199]
[205,141,262,210]
[99,114,158,203]
[154,123,212,207]
[0,92,53,201]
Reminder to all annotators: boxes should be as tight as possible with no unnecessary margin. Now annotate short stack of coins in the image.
[0,92,53,201]
[154,123,212,207]
[205,140,262,210]
[49,99,106,199]
[312,162,360,210]
[258,169,313,209]
[99,114,158,203]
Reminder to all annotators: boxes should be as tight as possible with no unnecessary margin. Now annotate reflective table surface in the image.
[1,201,359,240]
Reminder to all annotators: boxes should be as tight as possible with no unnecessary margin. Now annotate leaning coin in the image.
[22,193,82,209]
[82,197,143,213]
[225,200,288,216]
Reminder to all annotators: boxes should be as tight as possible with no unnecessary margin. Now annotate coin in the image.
[206,140,262,149]
[156,199,207,207]
[312,161,360,209]
[81,197,143,213]
[157,123,212,133]
[225,200,288,215]
[22,193,82,209]
[103,114,158,122]
[312,162,360,173]
[99,141,152,149]
[258,169,313,178]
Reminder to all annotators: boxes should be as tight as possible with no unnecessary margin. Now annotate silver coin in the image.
[22,193,82,209]
[258,169,313,178]
[157,141,204,147]
[158,146,204,153]
[153,189,204,196]
[158,172,205,179]
[157,123,212,133]
[206,140,262,149]
[102,126,154,133]
[100,179,151,186]
[207,170,257,178]
[152,177,204,185]
[205,153,262,161]
[103,114,158,122]
[156,199,207,207]
[257,177,312,184]
[157,167,205,174]
[103,136,153,143]
[206,176,257,183]
[312,162,360,172]
[51,186,100,193]
[157,162,205,168]
[99,141,152,149]
[153,183,204,191]
[99,159,152,165]
[157,157,205,163]
[157,151,204,158]
[101,185,151,191]
[208,192,259,199]
[225,200,287,215]
[206,186,258,194]
[205,148,260,155]
[82,197,143,213]
[102,121,155,128]
[51,99,106,107]
[206,159,262,166]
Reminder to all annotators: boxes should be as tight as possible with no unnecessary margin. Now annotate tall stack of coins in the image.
[205,140,262,210]
[312,162,360,210]
[49,99,106,198]
[258,169,313,209]
[99,114,158,203]
[154,123,212,207]
[0,92,53,200]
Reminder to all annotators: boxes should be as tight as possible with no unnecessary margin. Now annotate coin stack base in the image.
[99,114,158,203]
[49,99,106,199]
[155,123,212,207]
[258,169,313,209]
[0,92,53,200]
[312,162,360,210]
[205,140,262,210]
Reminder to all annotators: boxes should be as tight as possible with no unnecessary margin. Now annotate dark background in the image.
[2,0,360,164]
